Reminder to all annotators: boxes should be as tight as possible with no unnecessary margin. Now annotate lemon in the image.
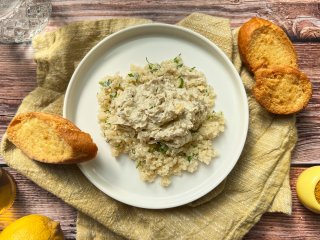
[296,166,320,214]
[0,214,64,240]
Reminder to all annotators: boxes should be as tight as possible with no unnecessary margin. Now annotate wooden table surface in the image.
[1,1,320,239]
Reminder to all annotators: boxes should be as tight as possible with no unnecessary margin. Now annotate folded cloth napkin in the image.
[0,13,296,240]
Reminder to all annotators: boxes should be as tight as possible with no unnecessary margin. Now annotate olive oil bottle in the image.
[0,168,16,214]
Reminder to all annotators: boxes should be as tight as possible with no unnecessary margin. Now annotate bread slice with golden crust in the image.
[252,66,312,114]
[238,17,298,72]
[7,112,98,164]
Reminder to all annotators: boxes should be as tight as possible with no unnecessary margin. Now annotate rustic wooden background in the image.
[0,0,319,239]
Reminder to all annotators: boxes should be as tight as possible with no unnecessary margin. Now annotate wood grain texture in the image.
[294,43,320,164]
[1,167,319,239]
[48,0,266,27]
[48,1,320,41]
[258,2,320,41]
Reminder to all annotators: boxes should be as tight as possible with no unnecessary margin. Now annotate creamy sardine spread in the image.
[98,56,225,187]
[111,76,208,149]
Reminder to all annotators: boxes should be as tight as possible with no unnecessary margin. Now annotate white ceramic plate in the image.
[63,23,249,209]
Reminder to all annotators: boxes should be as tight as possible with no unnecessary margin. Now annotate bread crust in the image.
[238,17,297,72]
[252,66,312,114]
[238,17,312,114]
[7,112,98,164]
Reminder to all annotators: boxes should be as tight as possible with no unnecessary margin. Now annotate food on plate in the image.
[98,55,225,186]
[7,112,98,164]
[238,17,297,72]
[253,66,312,114]
[0,214,64,240]
[238,17,312,114]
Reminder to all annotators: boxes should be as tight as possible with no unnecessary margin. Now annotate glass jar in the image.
[0,168,16,214]
[0,0,52,43]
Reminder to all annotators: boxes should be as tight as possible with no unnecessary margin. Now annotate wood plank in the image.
[258,2,320,41]
[49,0,266,27]
[0,167,76,239]
[47,1,320,41]
[294,43,320,164]
[0,44,36,105]
[1,167,319,239]
[0,44,37,161]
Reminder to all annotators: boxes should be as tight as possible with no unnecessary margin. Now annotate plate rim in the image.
[63,23,249,209]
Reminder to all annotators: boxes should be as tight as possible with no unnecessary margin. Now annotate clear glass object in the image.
[0,0,51,43]
[0,168,16,214]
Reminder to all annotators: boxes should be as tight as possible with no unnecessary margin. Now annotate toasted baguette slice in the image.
[252,66,312,114]
[238,17,298,72]
[7,112,98,164]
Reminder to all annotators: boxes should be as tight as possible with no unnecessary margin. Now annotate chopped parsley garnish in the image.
[128,72,140,80]
[174,54,183,68]
[174,53,181,63]
[207,112,218,120]
[110,92,117,98]
[155,142,169,154]
[136,161,141,168]
[146,57,160,73]
[99,79,112,87]
[185,153,199,162]
[189,67,196,72]
[178,76,184,88]
[207,113,214,120]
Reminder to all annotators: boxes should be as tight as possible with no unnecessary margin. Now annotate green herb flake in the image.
[136,161,141,168]
[189,67,196,72]
[178,76,184,88]
[186,155,192,162]
[146,57,160,73]
[128,72,140,81]
[155,142,169,154]
[110,92,117,99]
[99,79,112,88]
[174,53,181,63]
[174,54,183,68]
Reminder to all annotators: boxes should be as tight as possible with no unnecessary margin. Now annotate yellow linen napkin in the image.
[0,13,296,240]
